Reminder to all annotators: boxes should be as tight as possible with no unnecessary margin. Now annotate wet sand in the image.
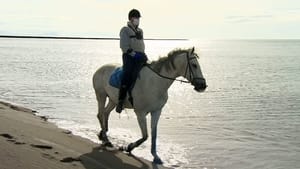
[0,101,169,169]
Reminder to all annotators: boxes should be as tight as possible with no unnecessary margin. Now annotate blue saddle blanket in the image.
[109,67,123,88]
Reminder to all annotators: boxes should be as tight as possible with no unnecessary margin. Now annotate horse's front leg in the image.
[125,113,148,153]
[151,110,163,164]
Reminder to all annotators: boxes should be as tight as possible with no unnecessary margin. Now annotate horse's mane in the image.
[150,48,189,72]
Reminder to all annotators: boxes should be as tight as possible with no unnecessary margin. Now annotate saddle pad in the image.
[109,67,123,88]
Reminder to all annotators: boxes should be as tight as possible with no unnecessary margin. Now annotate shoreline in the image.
[0,100,170,169]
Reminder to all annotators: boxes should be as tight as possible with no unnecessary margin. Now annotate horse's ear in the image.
[191,47,195,53]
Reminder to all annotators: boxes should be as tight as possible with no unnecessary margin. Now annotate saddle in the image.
[109,67,123,89]
[109,64,147,106]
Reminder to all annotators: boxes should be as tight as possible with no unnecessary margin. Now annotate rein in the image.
[146,64,190,83]
[146,51,203,83]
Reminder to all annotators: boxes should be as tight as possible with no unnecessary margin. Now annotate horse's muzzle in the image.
[192,78,207,92]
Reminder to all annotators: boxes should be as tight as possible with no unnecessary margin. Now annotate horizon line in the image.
[0,35,189,41]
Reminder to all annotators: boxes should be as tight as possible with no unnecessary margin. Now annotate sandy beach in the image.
[0,101,170,169]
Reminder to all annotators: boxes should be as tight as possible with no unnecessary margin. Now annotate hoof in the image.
[98,132,105,141]
[103,141,113,148]
[118,146,125,151]
[153,157,163,164]
[125,143,134,153]
[118,143,134,153]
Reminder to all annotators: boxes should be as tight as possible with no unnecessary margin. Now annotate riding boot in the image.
[115,100,123,113]
[116,85,127,113]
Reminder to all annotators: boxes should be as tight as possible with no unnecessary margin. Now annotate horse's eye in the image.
[192,64,197,69]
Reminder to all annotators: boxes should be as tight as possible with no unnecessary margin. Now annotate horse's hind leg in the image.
[103,99,115,133]
[96,91,112,146]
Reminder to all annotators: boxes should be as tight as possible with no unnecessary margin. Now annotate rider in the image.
[116,9,148,113]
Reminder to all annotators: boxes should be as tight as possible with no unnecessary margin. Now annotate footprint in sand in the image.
[1,134,55,148]
[60,157,81,163]
[0,133,14,139]
[42,153,56,160]
[30,144,53,149]
[14,141,26,145]
[0,133,26,145]
[1,133,80,165]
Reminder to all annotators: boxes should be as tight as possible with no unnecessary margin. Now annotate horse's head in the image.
[150,47,207,92]
[183,47,207,92]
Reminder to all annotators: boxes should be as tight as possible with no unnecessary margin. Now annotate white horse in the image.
[93,47,207,164]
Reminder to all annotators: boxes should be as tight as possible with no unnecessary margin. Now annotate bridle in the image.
[146,51,205,84]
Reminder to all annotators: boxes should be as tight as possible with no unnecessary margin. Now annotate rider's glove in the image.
[127,49,143,60]
[127,48,136,57]
[133,52,143,59]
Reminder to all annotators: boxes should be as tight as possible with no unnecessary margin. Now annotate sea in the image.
[0,38,299,169]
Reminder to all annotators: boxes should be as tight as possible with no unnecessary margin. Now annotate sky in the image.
[0,0,300,39]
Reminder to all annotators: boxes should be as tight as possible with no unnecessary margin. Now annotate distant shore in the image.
[0,35,188,41]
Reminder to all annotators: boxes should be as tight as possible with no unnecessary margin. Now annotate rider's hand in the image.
[129,51,136,57]
[127,48,136,57]
[128,51,143,60]
[127,49,144,60]
[133,52,143,59]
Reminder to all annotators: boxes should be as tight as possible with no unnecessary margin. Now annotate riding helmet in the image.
[128,9,141,20]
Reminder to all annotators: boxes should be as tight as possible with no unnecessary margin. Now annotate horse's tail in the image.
[93,64,115,91]
[92,67,104,92]
[93,65,110,111]
[93,66,107,117]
